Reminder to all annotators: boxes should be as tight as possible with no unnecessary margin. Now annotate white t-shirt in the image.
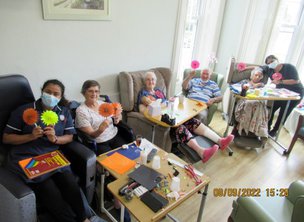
[75,101,117,143]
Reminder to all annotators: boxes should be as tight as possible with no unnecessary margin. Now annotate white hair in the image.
[144,71,157,81]
[250,67,263,79]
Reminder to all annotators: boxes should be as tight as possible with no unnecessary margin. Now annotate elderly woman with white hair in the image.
[233,67,269,137]
[238,67,265,88]
[137,71,234,163]
[241,67,264,88]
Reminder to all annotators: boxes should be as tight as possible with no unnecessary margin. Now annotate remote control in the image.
[147,148,157,163]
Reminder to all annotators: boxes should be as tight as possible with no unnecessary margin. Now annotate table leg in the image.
[274,100,290,143]
[151,124,155,143]
[224,95,236,137]
[120,205,125,222]
[100,169,118,222]
[269,100,290,154]
[167,213,180,222]
[197,184,209,222]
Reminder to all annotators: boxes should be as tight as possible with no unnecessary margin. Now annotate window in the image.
[174,0,201,94]
[266,0,304,81]
[174,0,224,94]
[266,0,303,60]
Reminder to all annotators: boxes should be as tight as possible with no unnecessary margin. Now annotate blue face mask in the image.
[41,92,60,108]
[268,61,278,69]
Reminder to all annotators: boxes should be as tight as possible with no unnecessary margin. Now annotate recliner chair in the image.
[223,57,269,148]
[0,74,96,222]
[183,69,224,125]
[118,67,173,152]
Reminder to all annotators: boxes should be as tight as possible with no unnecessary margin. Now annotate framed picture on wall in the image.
[42,0,111,21]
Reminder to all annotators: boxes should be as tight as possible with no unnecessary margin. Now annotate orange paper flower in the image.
[23,108,39,125]
[99,103,114,117]
[112,102,122,116]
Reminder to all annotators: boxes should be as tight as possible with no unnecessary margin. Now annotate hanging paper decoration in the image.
[112,102,122,116]
[272,72,282,81]
[23,108,39,126]
[99,103,114,117]
[237,62,247,72]
[191,60,200,70]
[41,110,59,126]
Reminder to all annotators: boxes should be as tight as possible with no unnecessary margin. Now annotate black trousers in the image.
[96,132,128,155]
[268,99,301,132]
[29,170,87,222]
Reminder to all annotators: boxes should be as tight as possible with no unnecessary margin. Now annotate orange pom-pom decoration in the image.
[112,102,122,116]
[23,108,39,125]
[99,103,114,117]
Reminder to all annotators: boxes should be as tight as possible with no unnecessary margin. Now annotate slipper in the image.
[219,134,234,150]
[202,145,219,163]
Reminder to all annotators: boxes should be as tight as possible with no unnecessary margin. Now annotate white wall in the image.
[0,0,178,102]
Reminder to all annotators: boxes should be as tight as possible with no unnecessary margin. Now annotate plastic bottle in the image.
[140,149,147,165]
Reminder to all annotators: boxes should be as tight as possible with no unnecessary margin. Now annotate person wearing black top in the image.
[265,55,304,137]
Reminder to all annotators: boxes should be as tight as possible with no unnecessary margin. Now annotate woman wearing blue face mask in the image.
[2,79,99,222]
[265,55,304,137]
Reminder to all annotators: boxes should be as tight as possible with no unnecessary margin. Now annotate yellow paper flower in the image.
[41,110,59,126]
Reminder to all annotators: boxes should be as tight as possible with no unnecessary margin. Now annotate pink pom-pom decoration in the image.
[237,62,246,72]
[191,60,200,70]
[272,72,282,80]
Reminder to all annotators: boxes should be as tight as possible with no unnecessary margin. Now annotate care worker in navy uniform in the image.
[3,79,95,222]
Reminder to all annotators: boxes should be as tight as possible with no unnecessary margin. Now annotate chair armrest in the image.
[287,180,304,204]
[232,197,275,222]
[0,168,37,222]
[207,103,218,125]
[0,168,33,198]
[291,195,304,222]
[126,111,172,151]
[114,121,135,143]
[62,141,96,203]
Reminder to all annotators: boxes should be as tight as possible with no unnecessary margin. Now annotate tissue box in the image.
[148,103,161,116]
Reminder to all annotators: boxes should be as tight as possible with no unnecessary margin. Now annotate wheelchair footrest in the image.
[178,136,215,163]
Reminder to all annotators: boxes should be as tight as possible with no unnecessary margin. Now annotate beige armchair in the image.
[118,67,173,152]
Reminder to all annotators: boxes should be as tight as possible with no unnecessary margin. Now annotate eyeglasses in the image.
[146,78,156,82]
[87,89,100,94]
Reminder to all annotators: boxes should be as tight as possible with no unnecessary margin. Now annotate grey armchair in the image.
[229,180,304,222]
[183,69,224,125]
[118,67,173,152]
[0,74,96,222]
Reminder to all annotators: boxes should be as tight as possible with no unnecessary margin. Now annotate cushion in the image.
[230,63,268,84]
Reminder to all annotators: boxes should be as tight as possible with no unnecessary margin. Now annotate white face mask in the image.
[268,61,278,69]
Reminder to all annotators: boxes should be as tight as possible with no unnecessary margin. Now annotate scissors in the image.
[184,164,202,185]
